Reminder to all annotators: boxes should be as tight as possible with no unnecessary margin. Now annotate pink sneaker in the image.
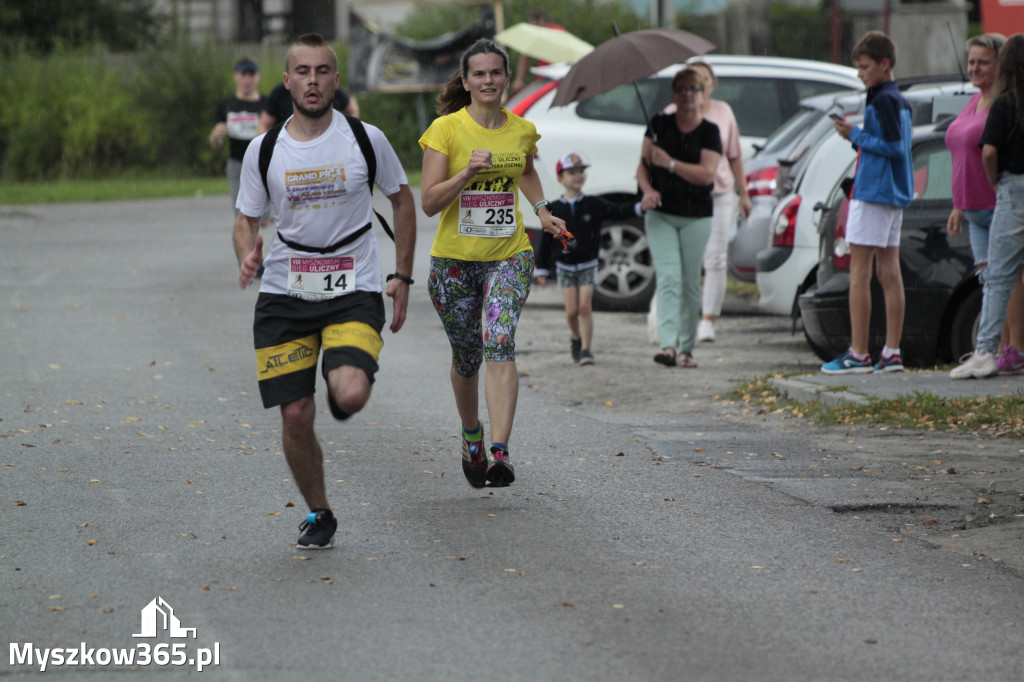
[997,346,1024,374]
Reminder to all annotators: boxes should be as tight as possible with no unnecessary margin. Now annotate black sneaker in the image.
[570,337,582,363]
[461,423,487,488]
[297,509,337,550]
[579,349,595,365]
[486,446,515,487]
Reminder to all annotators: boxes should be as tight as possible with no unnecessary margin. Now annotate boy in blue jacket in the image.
[822,31,913,374]
[536,152,642,365]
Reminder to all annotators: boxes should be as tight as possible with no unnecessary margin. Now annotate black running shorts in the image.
[253,291,385,408]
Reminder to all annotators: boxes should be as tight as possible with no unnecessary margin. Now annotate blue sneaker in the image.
[297,509,337,550]
[874,351,904,373]
[821,349,873,374]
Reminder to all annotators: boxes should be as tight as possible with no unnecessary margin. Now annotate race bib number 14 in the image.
[458,191,516,238]
[287,256,355,301]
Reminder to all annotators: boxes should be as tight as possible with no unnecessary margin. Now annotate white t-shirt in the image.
[236,111,408,296]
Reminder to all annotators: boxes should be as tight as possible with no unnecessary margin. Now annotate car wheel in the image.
[594,217,656,312]
[948,287,982,362]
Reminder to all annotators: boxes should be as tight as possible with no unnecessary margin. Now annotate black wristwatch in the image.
[386,272,415,285]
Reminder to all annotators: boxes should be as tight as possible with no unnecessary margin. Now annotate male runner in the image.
[233,33,416,549]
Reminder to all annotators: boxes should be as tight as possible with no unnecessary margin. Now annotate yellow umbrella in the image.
[494,22,594,64]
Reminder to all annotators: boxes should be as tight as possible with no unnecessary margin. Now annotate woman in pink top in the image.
[945,33,1024,372]
[689,61,752,343]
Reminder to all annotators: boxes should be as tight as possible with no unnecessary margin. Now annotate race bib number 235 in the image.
[458,191,516,238]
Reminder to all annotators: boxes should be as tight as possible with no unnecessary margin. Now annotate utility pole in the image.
[655,0,676,28]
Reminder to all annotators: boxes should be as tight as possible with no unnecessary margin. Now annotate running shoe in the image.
[874,350,904,373]
[486,446,515,487]
[579,349,595,365]
[461,422,487,488]
[297,509,337,550]
[997,346,1024,374]
[821,349,873,374]
[697,319,716,342]
[950,352,998,380]
[570,337,582,363]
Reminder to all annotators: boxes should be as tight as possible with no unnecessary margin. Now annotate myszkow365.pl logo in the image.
[9,597,220,673]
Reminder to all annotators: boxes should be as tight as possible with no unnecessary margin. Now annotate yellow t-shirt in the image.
[418,107,538,261]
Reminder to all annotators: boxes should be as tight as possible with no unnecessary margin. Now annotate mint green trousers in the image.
[645,210,713,353]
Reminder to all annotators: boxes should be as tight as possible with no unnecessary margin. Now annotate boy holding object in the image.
[821,31,913,374]
[535,152,642,365]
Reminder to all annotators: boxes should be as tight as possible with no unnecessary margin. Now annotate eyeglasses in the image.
[673,86,702,95]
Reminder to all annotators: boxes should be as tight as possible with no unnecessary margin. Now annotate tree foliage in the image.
[0,0,164,55]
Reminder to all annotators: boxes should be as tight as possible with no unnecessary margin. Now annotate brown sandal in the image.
[678,351,697,368]
[653,348,677,367]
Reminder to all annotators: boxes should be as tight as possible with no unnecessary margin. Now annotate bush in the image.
[0,47,154,180]
[0,41,290,181]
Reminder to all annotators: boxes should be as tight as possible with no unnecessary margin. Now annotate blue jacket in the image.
[849,80,914,208]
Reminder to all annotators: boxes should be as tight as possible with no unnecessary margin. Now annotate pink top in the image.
[702,99,742,195]
[945,93,996,210]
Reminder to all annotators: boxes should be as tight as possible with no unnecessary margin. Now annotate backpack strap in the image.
[259,122,284,198]
[345,114,394,242]
[258,116,394,242]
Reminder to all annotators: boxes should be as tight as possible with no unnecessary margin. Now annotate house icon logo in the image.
[132,597,197,639]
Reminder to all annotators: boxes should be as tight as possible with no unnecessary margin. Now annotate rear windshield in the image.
[759,107,819,155]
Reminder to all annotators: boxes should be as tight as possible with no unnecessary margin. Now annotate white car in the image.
[507,55,862,311]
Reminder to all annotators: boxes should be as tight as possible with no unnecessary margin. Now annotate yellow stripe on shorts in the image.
[322,321,383,361]
[256,334,320,380]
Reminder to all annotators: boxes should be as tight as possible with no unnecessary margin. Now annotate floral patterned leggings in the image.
[428,251,534,378]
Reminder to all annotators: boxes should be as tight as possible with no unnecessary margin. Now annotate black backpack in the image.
[258,114,394,245]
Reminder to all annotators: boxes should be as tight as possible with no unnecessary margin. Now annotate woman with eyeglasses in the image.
[638,67,723,368]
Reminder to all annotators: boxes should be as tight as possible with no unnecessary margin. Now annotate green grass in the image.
[0,173,228,204]
[732,375,1024,439]
[0,170,424,205]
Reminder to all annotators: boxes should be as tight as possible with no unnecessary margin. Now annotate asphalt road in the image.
[2,195,1022,681]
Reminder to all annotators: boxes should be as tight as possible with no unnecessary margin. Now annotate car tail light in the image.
[771,196,800,247]
[833,211,851,270]
[747,166,778,197]
[509,80,558,118]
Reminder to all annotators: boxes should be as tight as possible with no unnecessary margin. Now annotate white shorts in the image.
[846,199,903,248]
